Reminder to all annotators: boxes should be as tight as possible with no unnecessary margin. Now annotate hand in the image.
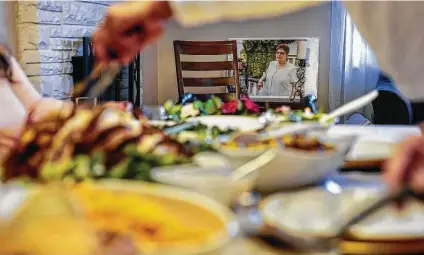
[0,129,17,162]
[257,82,263,91]
[384,136,424,193]
[93,1,173,64]
[28,98,74,123]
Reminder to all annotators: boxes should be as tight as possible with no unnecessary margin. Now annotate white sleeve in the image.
[9,57,41,111]
[0,79,26,134]
[169,1,325,27]
[344,2,424,101]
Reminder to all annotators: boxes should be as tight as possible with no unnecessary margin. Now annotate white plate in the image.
[187,116,263,132]
[328,125,421,161]
[147,120,177,127]
[261,185,424,241]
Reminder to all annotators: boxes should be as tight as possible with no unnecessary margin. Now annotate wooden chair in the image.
[173,40,240,102]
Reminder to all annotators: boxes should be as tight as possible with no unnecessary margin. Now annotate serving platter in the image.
[77,180,240,255]
[187,115,263,133]
[0,181,239,255]
[260,185,424,243]
[330,125,422,168]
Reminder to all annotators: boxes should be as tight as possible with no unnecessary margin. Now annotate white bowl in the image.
[187,115,263,132]
[216,131,356,193]
[151,165,258,206]
[255,147,350,193]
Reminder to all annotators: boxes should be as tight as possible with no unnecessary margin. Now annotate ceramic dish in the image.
[78,180,239,255]
[150,165,258,206]
[186,115,263,133]
[261,185,424,241]
[0,181,239,255]
[214,131,356,192]
[329,125,421,168]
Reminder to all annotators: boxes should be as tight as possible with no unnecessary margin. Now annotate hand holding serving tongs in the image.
[73,25,144,100]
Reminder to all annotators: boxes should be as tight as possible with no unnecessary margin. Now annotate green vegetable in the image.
[159,153,177,165]
[73,155,91,179]
[41,161,74,180]
[204,99,217,114]
[169,104,182,115]
[134,162,152,181]
[108,158,131,178]
[124,143,138,157]
[164,100,175,112]
[193,100,204,110]
[212,96,223,109]
[170,114,181,122]
[237,100,244,112]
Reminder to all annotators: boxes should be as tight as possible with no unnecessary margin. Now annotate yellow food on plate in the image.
[72,183,226,254]
[222,133,335,152]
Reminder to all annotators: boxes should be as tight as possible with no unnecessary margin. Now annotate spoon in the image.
[163,121,198,135]
[194,149,277,180]
[156,149,277,183]
[257,110,278,132]
[231,149,277,181]
[320,90,379,124]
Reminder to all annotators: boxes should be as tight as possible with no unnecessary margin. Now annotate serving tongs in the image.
[73,62,122,100]
[73,25,144,100]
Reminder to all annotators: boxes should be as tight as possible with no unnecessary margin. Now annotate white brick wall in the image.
[17,0,110,99]
[17,0,145,103]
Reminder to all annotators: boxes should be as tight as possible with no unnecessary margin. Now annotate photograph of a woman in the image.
[256,44,298,97]
[234,38,319,102]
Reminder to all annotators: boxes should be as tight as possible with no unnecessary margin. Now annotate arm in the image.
[258,64,271,83]
[344,2,424,101]
[94,1,325,64]
[9,57,41,111]
[170,1,325,27]
[258,72,266,83]
[342,2,424,193]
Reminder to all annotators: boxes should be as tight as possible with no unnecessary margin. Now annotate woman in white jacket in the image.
[257,44,298,97]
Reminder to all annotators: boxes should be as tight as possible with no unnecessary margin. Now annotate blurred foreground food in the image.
[0,182,227,255]
[0,185,97,255]
[1,105,191,183]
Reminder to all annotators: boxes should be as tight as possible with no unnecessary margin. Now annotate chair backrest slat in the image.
[181,61,234,71]
[178,44,233,55]
[183,77,235,87]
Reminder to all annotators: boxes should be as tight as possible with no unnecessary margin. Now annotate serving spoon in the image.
[221,90,378,146]
[320,90,379,124]
[265,185,424,253]
[234,180,424,255]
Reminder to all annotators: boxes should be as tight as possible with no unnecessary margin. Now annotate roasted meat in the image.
[2,105,191,182]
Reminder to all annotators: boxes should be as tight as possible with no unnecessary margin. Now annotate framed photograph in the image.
[230,38,319,102]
